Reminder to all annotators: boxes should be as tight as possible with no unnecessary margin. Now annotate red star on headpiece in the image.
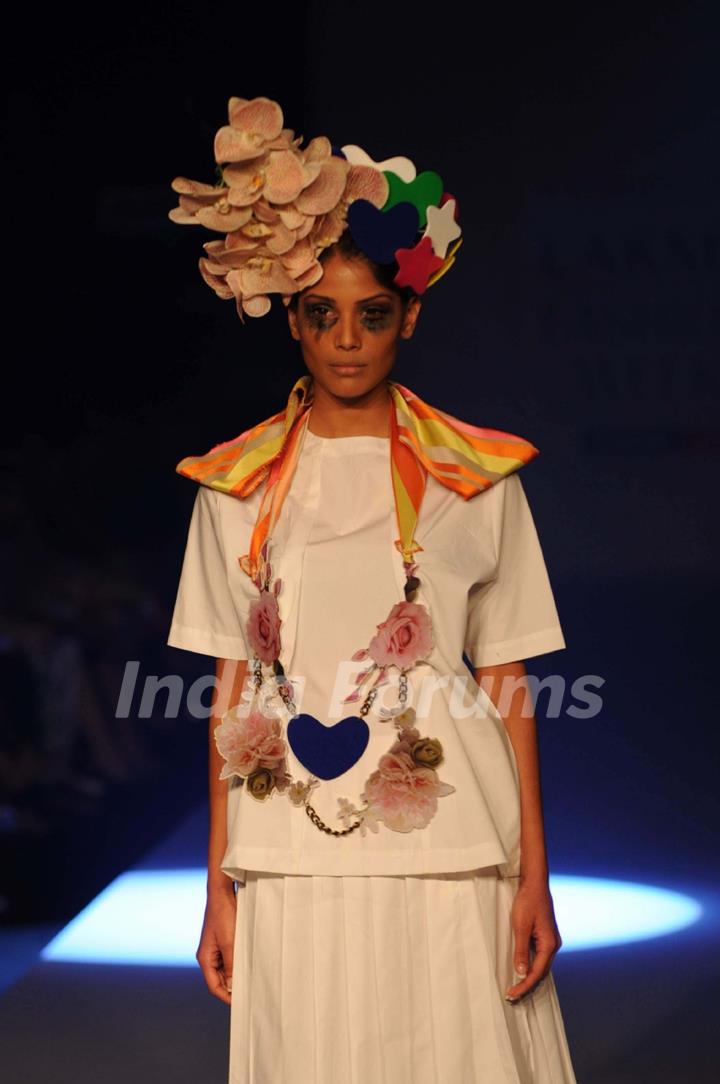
[393,235,445,295]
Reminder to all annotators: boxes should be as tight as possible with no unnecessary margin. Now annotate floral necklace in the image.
[213,403,457,839]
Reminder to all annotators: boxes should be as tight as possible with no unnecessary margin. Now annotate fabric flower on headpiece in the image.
[169,95,462,320]
[169,96,387,321]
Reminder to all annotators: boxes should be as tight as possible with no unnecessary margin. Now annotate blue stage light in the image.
[550,875,703,951]
[41,870,208,966]
[40,871,703,965]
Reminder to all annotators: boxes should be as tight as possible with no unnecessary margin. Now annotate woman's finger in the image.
[505,930,561,1002]
[510,919,533,989]
[197,939,233,1005]
[198,955,232,1005]
[219,935,234,1000]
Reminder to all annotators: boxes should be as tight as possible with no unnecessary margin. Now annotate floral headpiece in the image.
[169,95,463,322]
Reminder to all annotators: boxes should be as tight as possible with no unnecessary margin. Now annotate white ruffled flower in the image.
[359,804,381,835]
[378,705,417,727]
[337,796,360,824]
[256,675,284,714]
[337,796,381,837]
[288,775,321,807]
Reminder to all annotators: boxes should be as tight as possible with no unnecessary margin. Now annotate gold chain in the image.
[303,802,365,835]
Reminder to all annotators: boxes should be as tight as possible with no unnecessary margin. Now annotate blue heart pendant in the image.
[287,714,370,780]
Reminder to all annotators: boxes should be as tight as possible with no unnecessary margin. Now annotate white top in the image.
[167,426,566,880]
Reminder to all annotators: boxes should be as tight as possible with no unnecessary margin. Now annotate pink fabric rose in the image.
[214,708,288,781]
[361,750,455,832]
[246,589,281,664]
[388,726,421,756]
[367,601,433,669]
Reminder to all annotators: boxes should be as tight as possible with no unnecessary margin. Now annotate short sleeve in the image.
[463,472,566,667]
[167,485,250,661]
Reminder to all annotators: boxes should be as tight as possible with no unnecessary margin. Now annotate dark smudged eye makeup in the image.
[302,302,394,331]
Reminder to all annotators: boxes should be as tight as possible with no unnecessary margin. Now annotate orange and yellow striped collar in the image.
[176,375,539,583]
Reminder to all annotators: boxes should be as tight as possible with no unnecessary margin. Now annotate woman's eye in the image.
[304,304,390,323]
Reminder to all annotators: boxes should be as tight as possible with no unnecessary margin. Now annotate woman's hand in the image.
[196,885,237,1005]
[504,876,563,1003]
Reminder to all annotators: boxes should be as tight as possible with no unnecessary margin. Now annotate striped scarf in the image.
[175,375,539,584]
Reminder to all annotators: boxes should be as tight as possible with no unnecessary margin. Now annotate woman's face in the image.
[287,250,421,399]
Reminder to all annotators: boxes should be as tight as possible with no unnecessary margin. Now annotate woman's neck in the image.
[305,379,393,438]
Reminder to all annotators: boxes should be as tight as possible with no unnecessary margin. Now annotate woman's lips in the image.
[329,363,366,375]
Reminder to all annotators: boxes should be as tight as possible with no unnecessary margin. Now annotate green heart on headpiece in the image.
[381,170,444,229]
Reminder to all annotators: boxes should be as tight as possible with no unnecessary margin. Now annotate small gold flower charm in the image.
[393,706,417,728]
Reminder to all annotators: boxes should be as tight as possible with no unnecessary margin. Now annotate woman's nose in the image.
[334,312,361,350]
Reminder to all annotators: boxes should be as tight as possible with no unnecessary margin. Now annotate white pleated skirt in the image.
[228,866,578,1084]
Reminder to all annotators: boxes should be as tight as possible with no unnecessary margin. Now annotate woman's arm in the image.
[195,656,249,1005]
[473,659,563,1002]
[208,657,250,895]
[474,660,550,885]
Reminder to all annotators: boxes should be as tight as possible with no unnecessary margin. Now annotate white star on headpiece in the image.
[341,144,416,183]
[424,200,462,259]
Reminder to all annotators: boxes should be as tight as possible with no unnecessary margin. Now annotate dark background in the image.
[1,1,718,1078]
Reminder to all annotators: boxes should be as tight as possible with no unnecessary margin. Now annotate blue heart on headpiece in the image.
[347,199,419,264]
[287,714,370,780]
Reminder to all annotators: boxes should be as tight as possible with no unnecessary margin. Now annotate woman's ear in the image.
[287,306,300,341]
[401,297,422,339]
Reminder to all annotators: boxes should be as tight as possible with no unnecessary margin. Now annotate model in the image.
[167,94,579,1083]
